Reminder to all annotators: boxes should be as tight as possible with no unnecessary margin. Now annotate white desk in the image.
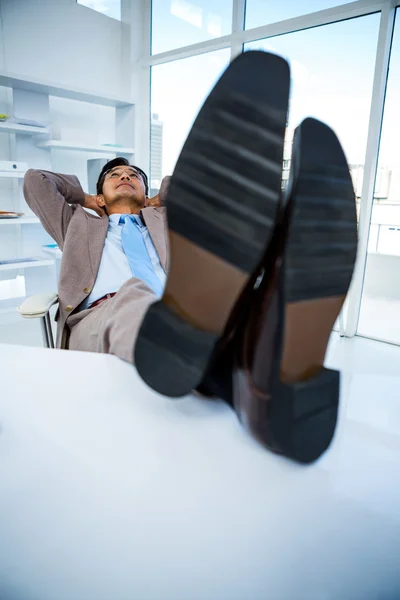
[0,336,399,600]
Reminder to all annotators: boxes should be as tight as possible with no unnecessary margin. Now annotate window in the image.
[77,0,121,21]
[150,48,230,193]
[245,15,380,171]
[151,113,164,193]
[151,0,233,55]
[245,0,356,31]
[146,1,400,349]
[358,9,400,344]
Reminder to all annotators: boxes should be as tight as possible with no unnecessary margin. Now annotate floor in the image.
[326,328,400,379]
[358,293,400,345]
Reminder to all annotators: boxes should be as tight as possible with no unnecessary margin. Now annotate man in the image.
[24,51,358,464]
[23,159,170,363]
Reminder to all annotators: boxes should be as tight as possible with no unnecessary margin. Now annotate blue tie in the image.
[120,214,164,297]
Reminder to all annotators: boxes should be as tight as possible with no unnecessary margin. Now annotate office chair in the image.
[18,292,59,348]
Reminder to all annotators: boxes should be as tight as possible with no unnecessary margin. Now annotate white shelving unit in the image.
[0,259,54,272]
[0,171,25,179]
[0,70,135,329]
[42,247,62,259]
[0,70,133,108]
[0,217,40,226]
[0,121,49,136]
[37,140,135,154]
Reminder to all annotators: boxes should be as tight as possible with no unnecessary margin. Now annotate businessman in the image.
[24,159,170,363]
[24,50,358,463]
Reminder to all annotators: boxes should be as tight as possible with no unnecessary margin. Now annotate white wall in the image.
[0,0,128,99]
[49,96,115,188]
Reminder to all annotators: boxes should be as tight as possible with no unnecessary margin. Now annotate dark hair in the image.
[96,157,149,195]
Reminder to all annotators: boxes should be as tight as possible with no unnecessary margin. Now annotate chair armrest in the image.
[18,293,59,318]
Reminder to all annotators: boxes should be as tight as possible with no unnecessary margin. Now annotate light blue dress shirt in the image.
[81,213,166,310]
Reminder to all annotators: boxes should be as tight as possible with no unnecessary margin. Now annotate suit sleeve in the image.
[23,169,86,249]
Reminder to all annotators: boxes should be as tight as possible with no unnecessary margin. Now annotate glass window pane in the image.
[245,14,379,185]
[245,15,379,334]
[77,0,121,20]
[151,0,233,55]
[246,0,356,30]
[150,48,230,194]
[358,9,400,344]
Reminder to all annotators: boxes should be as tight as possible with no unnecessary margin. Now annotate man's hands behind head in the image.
[84,175,171,214]
[146,176,171,208]
[84,194,106,217]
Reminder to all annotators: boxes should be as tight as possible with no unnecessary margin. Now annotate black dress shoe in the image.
[203,117,358,463]
[134,50,291,397]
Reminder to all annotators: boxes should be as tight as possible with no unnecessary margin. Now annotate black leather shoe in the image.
[202,118,358,463]
[134,50,291,397]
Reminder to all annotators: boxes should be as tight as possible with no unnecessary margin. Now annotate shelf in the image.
[42,246,62,259]
[0,259,54,272]
[0,307,20,316]
[0,70,133,108]
[0,171,25,179]
[0,121,49,136]
[0,297,26,316]
[0,217,40,226]
[36,140,135,154]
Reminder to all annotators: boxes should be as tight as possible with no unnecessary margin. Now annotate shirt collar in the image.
[111,213,146,227]
[109,214,123,224]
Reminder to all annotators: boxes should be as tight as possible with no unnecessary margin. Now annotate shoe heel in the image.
[269,367,340,463]
[134,300,219,397]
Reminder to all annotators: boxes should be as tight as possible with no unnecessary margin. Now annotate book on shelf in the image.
[0,211,24,219]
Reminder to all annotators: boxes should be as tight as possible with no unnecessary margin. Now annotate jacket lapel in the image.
[87,214,109,278]
[141,207,168,272]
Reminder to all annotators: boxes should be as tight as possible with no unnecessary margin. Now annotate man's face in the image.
[99,166,147,213]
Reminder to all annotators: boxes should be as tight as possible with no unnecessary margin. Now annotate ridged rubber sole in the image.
[285,118,358,304]
[268,367,340,463]
[134,51,290,397]
[267,117,358,463]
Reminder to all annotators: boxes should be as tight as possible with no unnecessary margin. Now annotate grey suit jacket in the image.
[23,169,169,349]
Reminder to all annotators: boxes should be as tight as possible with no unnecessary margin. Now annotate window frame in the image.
[76,0,122,21]
[142,0,400,342]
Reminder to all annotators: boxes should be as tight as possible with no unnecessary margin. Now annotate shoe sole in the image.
[269,117,358,462]
[134,51,290,397]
